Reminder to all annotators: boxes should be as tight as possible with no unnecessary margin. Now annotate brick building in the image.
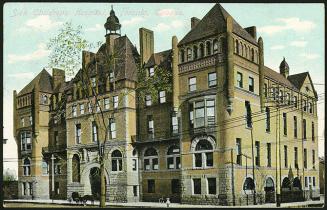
[13,3,320,205]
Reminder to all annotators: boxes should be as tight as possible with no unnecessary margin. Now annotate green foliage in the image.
[137,65,172,102]
[3,169,17,181]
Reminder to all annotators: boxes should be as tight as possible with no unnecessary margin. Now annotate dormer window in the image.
[149,67,154,77]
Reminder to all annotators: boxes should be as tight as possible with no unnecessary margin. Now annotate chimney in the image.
[172,36,179,110]
[52,68,65,89]
[245,26,257,40]
[139,28,154,65]
[82,51,95,70]
[191,17,200,29]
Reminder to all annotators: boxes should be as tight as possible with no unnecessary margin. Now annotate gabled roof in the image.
[288,72,318,98]
[144,49,172,68]
[18,69,53,96]
[263,66,298,91]
[178,3,257,46]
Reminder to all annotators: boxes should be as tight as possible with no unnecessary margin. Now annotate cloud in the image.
[258,17,315,35]
[270,45,285,50]
[8,43,50,64]
[290,40,307,47]
[85,24,102,32]
[153,20,184,32]
[8,72,35,79]
[300,53,320,60]
[20,15,63,32]
[121,17,145,26]
[157,9,177,17]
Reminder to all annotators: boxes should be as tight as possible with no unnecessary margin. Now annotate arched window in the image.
[187,48,192,61]
[244,45,247,58]
[180,49,185,63]
[219,37,226,53]
[243,177,255,190]
[265,177,274,192]
[206,41,212,56]
[281,177,291,190]
[239,42,243,56]
[193,45,198,60]
[23,158,31,176]
[167,145,180,169]
[42,159,49,175]
[194,139,214,168]
[72,154,80,182]
[42,94,48,105]
[111,150,123,171]
[235,40,239,54]
[199,43,204,58]
[293,177,302,190]
[251,48,255,61]
[144,148,158,171]
[255,50,259,63]
[132,149,138,171]
[213,39,219,54]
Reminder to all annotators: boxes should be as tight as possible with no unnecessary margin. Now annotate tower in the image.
[104,6,121,54]
[279,57,290,78]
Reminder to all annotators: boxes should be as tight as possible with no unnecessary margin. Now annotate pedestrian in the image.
[166,198,170,208]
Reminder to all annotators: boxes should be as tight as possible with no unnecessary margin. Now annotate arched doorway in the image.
[264,177,275,203]
[281,177,291,203]
[89,167,101,199]
[292,177,304,202]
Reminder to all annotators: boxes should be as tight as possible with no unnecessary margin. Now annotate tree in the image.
[47,21,172,207]
[3,168,17,181]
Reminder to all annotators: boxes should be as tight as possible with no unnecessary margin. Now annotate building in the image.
[13,3,320,205]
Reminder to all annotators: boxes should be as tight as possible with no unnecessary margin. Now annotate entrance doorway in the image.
[264,177,275,203]
[89,167,101,199]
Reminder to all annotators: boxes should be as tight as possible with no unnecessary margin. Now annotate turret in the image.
[226,15,234,114]
[279,57,289,78]
[104,6,121,54]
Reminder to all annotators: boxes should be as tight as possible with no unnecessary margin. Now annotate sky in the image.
[3,3,325,176]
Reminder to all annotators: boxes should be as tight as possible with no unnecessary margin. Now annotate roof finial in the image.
[111,5,113,10]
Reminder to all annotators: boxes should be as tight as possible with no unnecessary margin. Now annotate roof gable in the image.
[18,69,53,96]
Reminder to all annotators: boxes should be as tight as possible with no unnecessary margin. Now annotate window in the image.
[55,182,60,195]
[207,178,216,194]
[189,77,196,92]
[180,50,185,63]
[243,177,255,190]
[21,132,32,151]
[171,179,180,194]
[28,182,33,196]
[159,91,166,103]
[54,131,59,146]
[267,143,271,167]
[189,103,194,129]
[91,77,96,88]
[80,104,84,115]
[264,83,268,98]
[148,180,155,193]
[88,103,93,113]
[111,150,122,171]
[213,39,218,54]
[304,148,307,169]
[193,178,201,194]
[279,90,283,104]
[312,122,315,141]
[237,72,243,88]
[92,121,98,142]
[75,124,81,144]
[294,116,298,138]
[272,87,277,100]
[308,102,313,113]
[147,115,154,138]
[303,100,307,112]
[194,139,214,168]
[313,177,316,187]
[109,72,114,82]
[187,48,192,61]
[251,49,255,61]
[29,116,32,125]
[208,72,217,87]
[236,138,242,165]
[21,117,25,127]
[294,147,298,169]
[265,107,270,132]
[42,94,48,104]
[145,95,152,106]
[255,141,260,166]
[109,118,116,139]
[113,96,118,109]
[149,67,154,77]
[199,43,204,58]
[104,98,109,110]
[249,77,254,92]
[96,100,101,112]
[133,186,138,196]
[286,93,291,105]
[23,182,27,195]
[132,159,137,171]
[72,154,80,182]
[206,100,215,126]
[283,113,287,136]
[23,158,31,176]
[172,114,178,135]
[245,101,252,128]
[55,162,61,174]
[284,145,288,168]
[312,150,315,169]
[305,177,308,187]
[42,159,49,175]
[206,41,211,56]
[303,119,307,140]
[193,45,198,59]
[293,96,298,108]
[144,148,158,171]
[167,145,180,169]
[72,105,77,117]
[235,40,239,54]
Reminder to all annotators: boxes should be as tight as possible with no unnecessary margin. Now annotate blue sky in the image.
[3,3,325,175]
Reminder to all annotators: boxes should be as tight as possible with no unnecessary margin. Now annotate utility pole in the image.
[231,149,235,206]
[241,153,251,205]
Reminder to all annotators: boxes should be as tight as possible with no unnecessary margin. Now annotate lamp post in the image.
[51,154,55,202]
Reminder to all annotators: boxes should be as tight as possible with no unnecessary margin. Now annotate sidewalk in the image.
[4,198,324,208]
